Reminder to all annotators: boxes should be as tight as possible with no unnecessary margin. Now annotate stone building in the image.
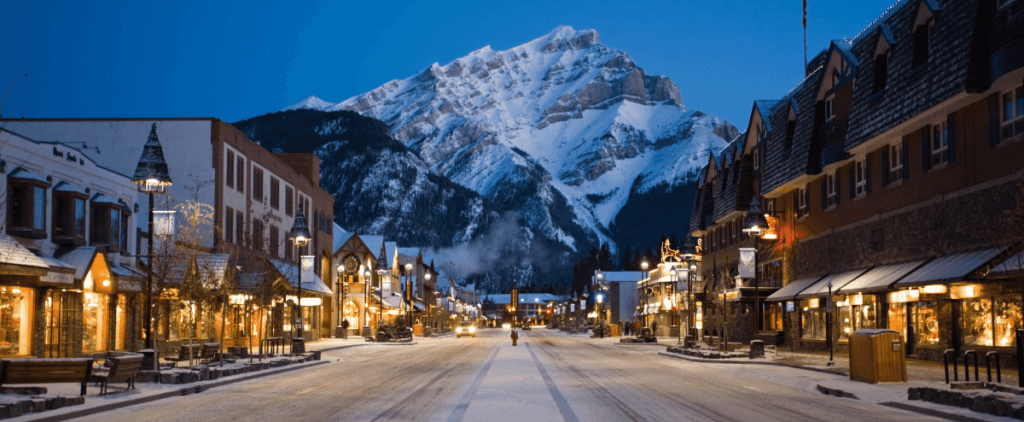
[689,0,1024,361]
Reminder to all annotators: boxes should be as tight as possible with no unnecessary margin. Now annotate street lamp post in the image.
[336,264,349,339]
[404,262,413,336]
[363,269,371,337]
[671,267,681,345]
[742,197,776,346]
[374,244,389,339]
[640,261,649,332]
[132,123,172,366]
[289,204,311,345]
[680,237,700,345]
[424,272,432,332]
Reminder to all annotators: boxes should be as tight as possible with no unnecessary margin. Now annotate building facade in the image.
[689,0,1024,360]
[0,127,141,357]
[3,118,336,350]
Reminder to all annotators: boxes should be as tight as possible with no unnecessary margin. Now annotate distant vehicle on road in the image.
[521,324,531,331]
[501,323,511,329]
[456,321,477,338]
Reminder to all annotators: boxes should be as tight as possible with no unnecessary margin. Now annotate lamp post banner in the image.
[739,248,756,278]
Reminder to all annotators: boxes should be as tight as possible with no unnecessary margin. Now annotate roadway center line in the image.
[527,342,580,422]
[447,344,499,422]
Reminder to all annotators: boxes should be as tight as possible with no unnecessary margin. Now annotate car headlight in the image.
[469,326,476,333]
[456,327,463,333]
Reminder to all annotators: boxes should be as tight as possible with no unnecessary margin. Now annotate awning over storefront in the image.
[796,268,872,299]
[414,301,426,311]
[895,247,1006,287]
[765,275,824,302]
[110,265,145,292]
[836,260,928,294]
[987,250,1024,278]
[35,252,75,286]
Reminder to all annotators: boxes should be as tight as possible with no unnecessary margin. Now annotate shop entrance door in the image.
[45,291,81,358]
[906,302,916,356]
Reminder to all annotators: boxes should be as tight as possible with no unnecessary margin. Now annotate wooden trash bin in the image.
[849,328,907,383]
[610,323,621,337]
[413,323,424,336]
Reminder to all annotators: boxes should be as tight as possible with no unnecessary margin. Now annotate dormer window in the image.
[785,109,797,149]
[912,4,935,70]
[795,186,808,219]
[873,53,889,94]
[7,168,51,239]
[825,96,835,121]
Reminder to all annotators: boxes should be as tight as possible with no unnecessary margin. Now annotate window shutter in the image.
[881,147,890,186]
[989,93,1000,148]
[792,189,800,218]
[947,113,956,163]
[921,125,932,172]
[865,155,872,193]
[821,177,827,210]
[834,173,841,206]
[901,136,910,180]
[848,164,856,200]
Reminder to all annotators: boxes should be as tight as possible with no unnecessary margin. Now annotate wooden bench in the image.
[0,358,93,396]
[198,343,220,364]
[91,353,143,395]
[163,344,201,368]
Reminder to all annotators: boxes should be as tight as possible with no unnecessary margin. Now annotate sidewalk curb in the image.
[657,351,847,376]
[880,401,993,422]
[27,359,331,421]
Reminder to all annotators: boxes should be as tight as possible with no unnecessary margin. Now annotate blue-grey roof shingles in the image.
[754,100,780,132]
[761,66,824,195]
[846,0,977,152]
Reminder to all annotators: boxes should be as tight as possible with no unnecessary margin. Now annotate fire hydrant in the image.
[511,329,519,346]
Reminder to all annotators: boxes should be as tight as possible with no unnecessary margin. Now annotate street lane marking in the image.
[447,345,499,422]
[527,343,580,422]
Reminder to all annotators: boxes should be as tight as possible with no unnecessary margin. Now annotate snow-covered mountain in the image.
[286,26,737,253]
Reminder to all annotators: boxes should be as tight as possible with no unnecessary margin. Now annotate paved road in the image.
[89,329,942,421]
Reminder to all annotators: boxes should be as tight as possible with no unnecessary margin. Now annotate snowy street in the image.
[86,329,944,422]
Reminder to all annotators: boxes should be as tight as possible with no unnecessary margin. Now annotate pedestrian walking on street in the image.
[511,328,519,346]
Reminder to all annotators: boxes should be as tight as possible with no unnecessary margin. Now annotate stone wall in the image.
[794,179,1021,277]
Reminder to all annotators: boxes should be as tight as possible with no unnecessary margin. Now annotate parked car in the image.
[521,324,531,331]
[456,321,477,338]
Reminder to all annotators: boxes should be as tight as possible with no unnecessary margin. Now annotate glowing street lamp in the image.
[132,123,172,356]
[289,204,311,343]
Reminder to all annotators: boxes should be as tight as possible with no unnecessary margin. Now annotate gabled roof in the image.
[56,246,99,280]
[333,223,354,254]
[360,235,384,258]
[754,100,780,133]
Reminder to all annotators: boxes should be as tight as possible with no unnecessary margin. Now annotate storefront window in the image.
[963,295,1022,348]
[765,303,783,331]
[839,305,853,340]
[801,302,825,340]
[917,301,940,346]
[889,303,907,343]
[994,296,1021,347]
[841,296,878,341]
[343,300,359,329]
[0,287,34,357]
[83,291,108,352]
[115,295,127,350]
[963,298,993,346]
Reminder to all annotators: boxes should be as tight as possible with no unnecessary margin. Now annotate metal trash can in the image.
[139,349,158,371]
[849,328,907,383]
[292,337,306,354]
[749,340,765,358]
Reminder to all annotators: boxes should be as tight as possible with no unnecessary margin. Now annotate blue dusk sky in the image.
[3,0,898,131]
